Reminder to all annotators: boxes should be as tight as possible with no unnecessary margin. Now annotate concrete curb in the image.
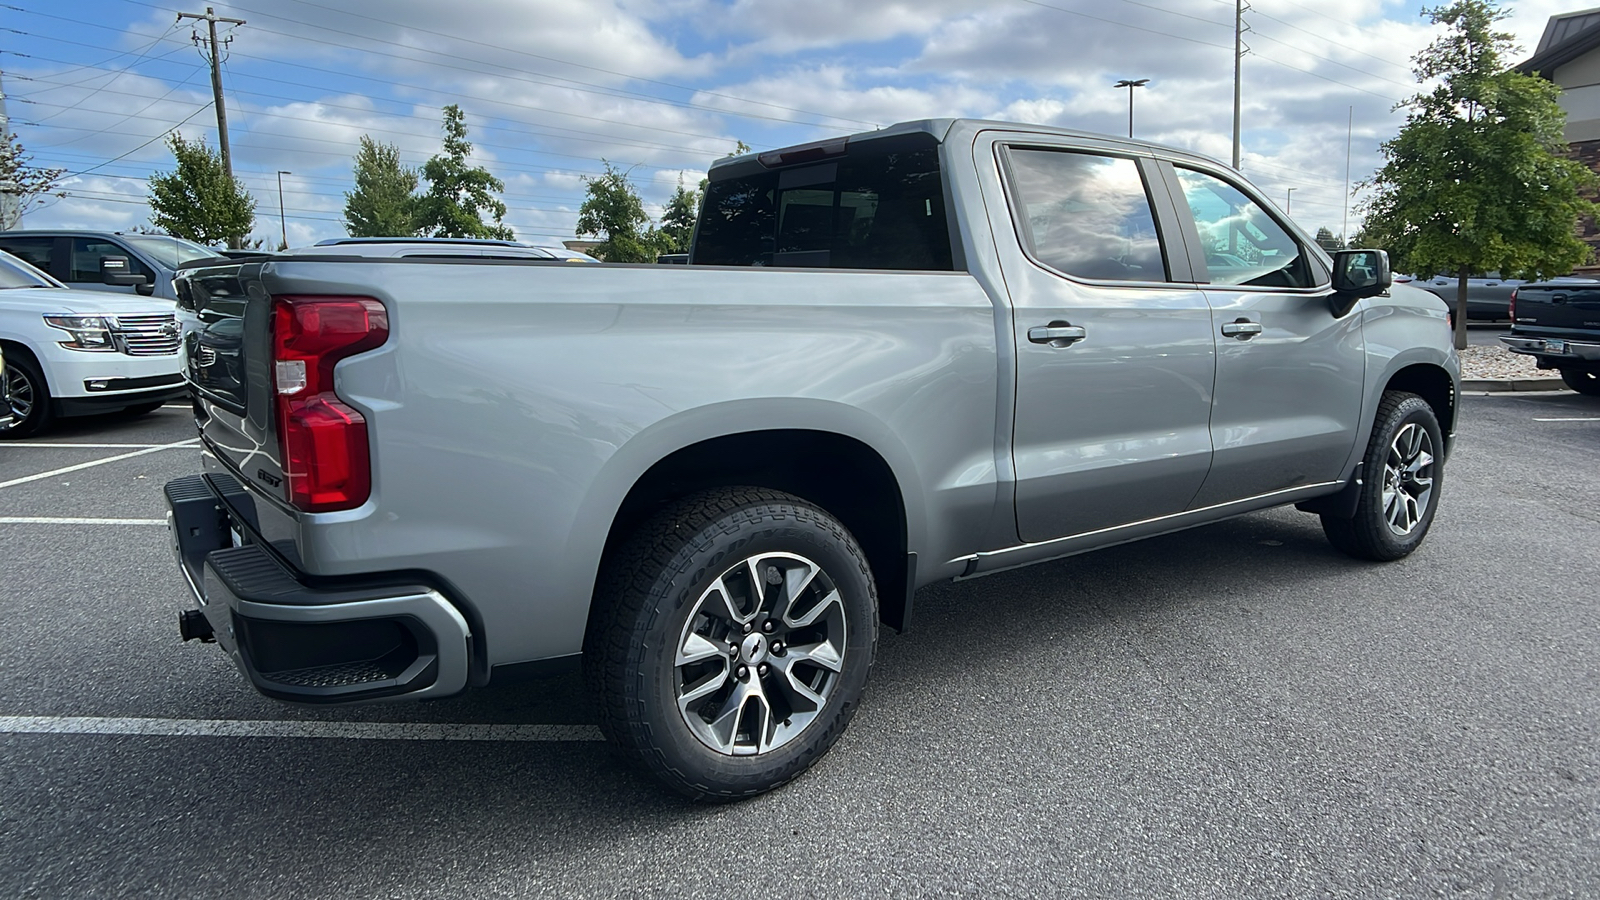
[1461,377,1568,392]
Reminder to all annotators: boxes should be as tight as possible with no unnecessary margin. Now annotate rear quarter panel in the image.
[258,260,1002,667]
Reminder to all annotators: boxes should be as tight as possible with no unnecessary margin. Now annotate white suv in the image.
[0,249,186,438]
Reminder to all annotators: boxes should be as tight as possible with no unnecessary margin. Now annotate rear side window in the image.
[694,133,954,270]
[1003,149,1167,282]
[0,237,55,273]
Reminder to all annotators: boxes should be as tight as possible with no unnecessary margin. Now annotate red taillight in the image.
[271,295,388,512]
[1509,288,1517,322]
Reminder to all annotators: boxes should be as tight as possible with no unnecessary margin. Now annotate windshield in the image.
[121,235,222,268]
[0,251,62,289]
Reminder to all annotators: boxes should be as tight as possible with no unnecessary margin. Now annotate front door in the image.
[985,141,1217,543]
[1166,165,1364,508]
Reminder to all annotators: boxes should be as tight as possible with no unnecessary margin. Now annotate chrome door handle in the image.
[1028,324,1087,346]
[1220,319,1263,339]
[1552,293,1568,304]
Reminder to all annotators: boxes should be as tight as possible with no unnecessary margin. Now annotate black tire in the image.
[1559,368,1600,396]
[1321,391,1443,561]
[114,401,165,418]
[585,487,878,801]
[0,351,52,439]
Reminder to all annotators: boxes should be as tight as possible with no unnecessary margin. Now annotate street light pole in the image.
[1113,78,1150,138]
[276,170,290,249]
[1286,187,1295,214]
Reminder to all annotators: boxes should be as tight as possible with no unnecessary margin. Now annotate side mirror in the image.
[100,256,150,288]
[1330,249,1390,316]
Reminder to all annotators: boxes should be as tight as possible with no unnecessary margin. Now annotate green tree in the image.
[657,178,700,254]
[575,161,666,262]
[415,105,514,240]
[146,133,255,248]
[1314,226,1345,252]
[1359,0,1599,348]
[344,136,418,237]
[0,135,66,229]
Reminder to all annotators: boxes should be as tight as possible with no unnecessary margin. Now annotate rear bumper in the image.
[164,474,471,704]
[1501,335,1600,365]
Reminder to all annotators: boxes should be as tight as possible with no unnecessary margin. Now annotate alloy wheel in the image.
[1382,422,1434,535]
[674,551,847,756]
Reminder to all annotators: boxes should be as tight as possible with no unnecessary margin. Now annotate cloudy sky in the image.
[2,0,1582,248]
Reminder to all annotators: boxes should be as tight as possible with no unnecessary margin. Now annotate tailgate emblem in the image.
[255,469,283,488]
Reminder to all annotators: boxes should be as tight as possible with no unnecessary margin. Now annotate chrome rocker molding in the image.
[952,481,1344,578]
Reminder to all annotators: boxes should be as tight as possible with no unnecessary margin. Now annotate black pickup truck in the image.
[1503,281,1600,395]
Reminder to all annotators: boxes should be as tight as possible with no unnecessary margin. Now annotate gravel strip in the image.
[1458,344,1546,380]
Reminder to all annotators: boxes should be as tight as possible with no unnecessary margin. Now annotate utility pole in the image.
[176,7,245,180]
[1285,187,1295,214]
[1114,79,1150,139]
[276,170,290,249]
[1232,0,1247,169]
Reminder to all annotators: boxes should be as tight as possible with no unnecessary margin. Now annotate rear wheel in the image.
[1559,368,1600,396]
[1322,391,1443,561]
[0,352,52,439]
[586,488,878,801]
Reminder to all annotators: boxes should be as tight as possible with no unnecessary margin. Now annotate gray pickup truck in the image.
[165,119,1459,800]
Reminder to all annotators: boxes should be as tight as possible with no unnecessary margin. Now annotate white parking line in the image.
[3,442,180,449]
[0,716,603,742]
[1533,417,1600,422]
[0,517,166,525]
[0,437,200,490]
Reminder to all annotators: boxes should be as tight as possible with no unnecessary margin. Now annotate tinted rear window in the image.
[694,133,955,271]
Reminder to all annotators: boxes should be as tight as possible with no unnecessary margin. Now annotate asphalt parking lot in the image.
[2,392,1598,899]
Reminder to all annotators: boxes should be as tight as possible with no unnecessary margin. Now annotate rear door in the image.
[978,134,1216,543]
[1164,163,1363,508]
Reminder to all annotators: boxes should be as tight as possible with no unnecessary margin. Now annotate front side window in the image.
[1004,148,1166,282]
[1174,168,1313,288]
[70,239,155,283]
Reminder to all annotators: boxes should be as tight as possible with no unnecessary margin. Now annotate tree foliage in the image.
[1314,227,1345,252]
[1359,0,1599,346]
[657,179,701,254]
[576,162,666,262]
[0,135,66,229]
[415,105,513,240]
[146,133,255,248]
[344,136,418,237]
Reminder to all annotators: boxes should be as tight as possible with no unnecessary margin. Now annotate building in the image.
[1517,7,1600,269]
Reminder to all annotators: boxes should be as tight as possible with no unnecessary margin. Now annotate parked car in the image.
[0,230,224,301]
[0,249,186,437]
[164,119,1458,800]
[1398,272,1526,320]
[1501,280,1600,394]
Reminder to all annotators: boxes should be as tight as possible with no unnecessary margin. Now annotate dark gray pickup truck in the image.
[1502,281,1600,394]
[165,119,1459,800]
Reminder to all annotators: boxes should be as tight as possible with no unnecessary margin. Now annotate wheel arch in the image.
[573,401,922,638]
[1384,361,1457,439]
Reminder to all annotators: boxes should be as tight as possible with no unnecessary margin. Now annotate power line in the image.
[108,0,872,133]
[234,0,884,129]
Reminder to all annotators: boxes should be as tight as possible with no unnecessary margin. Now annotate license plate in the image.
[1546,339,1568,354]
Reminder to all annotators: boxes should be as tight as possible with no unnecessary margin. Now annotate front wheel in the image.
[1321,391,1444,561]
[1559,368,1600,396]
[585,488,878,801]
[0,352,52,439]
